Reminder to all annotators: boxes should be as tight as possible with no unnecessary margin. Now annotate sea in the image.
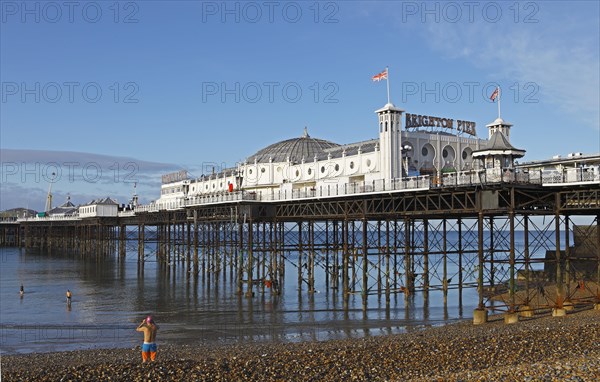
[0,229,558,355]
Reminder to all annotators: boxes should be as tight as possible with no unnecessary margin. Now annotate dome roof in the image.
[246,128,341,164]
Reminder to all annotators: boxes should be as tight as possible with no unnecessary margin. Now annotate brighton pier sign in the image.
[405,113,476,136]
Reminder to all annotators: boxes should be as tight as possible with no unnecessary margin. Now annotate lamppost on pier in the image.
[401,145,412,178]
[235,169,244,191]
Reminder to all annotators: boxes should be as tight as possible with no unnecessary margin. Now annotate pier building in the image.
[157,102,491,206]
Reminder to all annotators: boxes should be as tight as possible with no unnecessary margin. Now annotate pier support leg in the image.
[237,220,244,295]
[555,207,565,314]
[245,220,254,298]
[342,220,349,310]
[193,211,199,275]
[385,220,391,311]
[509,212,516,314]
[504,312,519,324]
[474,212,487,325]
[362,219,368,312]
[423,219,429,302]
[473,308,488,325]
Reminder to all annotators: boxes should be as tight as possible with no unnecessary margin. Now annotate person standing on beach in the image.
[136,315,159,362]
[66,289,72,305]
[20,284,24,297]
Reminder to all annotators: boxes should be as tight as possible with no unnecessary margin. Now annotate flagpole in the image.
[497,86,501,119]
[386,66,391,104]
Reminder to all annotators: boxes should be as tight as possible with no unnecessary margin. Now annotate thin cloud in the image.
[422,11,599,130]
[0,149,184,210]
[0,149,181,172]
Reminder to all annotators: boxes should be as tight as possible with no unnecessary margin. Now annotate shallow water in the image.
[0,246,481,354]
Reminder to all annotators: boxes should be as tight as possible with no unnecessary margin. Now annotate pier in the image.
[6,166,600,324]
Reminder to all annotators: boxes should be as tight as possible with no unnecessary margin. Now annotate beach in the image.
[2,308,599,381]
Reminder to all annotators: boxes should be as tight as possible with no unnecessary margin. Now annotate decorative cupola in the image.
[486,117,512,140]
[472,117,525,170]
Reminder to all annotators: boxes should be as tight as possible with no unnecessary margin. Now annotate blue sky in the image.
[1,1,599,211]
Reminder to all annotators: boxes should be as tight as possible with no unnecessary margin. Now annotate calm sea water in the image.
[1,229,555,354]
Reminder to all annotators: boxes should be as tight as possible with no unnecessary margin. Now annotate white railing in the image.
[185,192,256,206]
[18,214,81,222]
[539,167,600,185]
[257,177,430,201]
[439,166,599,187]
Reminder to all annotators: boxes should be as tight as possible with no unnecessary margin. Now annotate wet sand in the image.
[2,309,599,381]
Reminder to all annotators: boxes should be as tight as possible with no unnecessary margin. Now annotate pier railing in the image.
[18,166,600,220]
[18,215,82,222]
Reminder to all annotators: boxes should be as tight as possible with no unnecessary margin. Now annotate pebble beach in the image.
[2,308,599,381]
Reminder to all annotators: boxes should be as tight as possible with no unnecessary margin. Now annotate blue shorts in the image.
[141,343,157,352]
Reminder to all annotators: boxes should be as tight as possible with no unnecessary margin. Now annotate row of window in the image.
[420,146,473,160]
[162,159,379,197]
[161,187,182,195]
[246,160,373,176]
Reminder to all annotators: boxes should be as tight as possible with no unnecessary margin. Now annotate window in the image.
[349,161,354,169]
[443,149,448,158]
[335,164,340,171]
[321,166,325,173]
[261,167,265,173]
[422,147,428,156]
[308,168,312,175]
[462,151,468,160]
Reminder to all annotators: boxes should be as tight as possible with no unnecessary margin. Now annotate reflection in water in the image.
[0,247,477,355]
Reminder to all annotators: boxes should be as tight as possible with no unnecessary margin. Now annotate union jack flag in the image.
[490,87,500,102]
[372,68,388,82]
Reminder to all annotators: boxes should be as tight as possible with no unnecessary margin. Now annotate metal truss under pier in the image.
[16,183,600,320]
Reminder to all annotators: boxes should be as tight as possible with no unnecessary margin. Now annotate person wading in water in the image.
[66,290,72,305]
